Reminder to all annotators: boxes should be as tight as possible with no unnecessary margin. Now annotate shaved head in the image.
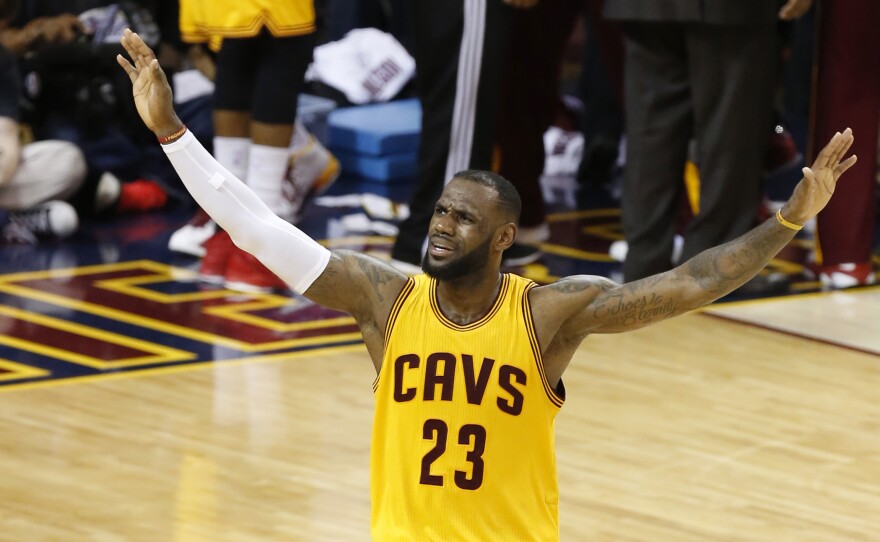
[451,170,521,225]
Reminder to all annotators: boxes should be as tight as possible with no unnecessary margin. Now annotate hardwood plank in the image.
[0,312,877,541]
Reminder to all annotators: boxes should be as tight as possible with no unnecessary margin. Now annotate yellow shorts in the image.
[180,0,315,50]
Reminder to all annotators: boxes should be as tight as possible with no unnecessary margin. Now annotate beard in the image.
[422,236,492,281]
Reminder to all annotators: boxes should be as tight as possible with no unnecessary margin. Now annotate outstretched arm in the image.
[535,128,856,335]
[116,30,407,323]
[532,128,856,385]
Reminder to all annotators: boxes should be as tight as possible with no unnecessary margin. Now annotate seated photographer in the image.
[0,37,84,243]
[1,0,213,216]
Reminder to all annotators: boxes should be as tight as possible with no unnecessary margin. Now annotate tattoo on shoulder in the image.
[355,255,398,302]
[550,277,609,294]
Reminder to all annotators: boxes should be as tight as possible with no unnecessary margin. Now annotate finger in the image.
[817,132,842,168]
[150,58,168,84]
[833,154,858,180]
[121,29,151,69]
[120,29,139,62]
[128,30,157,62]
[778,0,796,19]
[116,54,138,83]
[802,166,815,184]
[832,128,854,165]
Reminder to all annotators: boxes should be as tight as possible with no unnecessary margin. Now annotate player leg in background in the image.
[0,140,85,243]
[221,30,318,292]
[495,0,582,266]
[812,0,880,288]
[390,0,512,273]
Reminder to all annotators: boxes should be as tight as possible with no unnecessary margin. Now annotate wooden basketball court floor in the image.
[0,285,878,540]
[0,195,878,541]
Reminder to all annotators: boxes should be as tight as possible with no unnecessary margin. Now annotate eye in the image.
[434,205,446,215]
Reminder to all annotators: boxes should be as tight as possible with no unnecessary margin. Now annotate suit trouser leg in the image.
[392,0,511,263]
[620,22,691,282]
[813,0,880,267]
[681,23,776,262]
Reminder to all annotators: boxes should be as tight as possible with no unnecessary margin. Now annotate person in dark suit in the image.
[605,0,812,282]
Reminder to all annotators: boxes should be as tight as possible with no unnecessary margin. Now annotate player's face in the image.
[422,180,499,281]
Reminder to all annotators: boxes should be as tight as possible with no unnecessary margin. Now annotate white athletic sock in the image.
[247,144,292,217]
[162,132,331,294]
[213,136,250,181]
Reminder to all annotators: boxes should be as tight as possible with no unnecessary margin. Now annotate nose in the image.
[433,213,454,236]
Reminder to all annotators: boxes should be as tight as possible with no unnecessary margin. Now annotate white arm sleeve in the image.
[162,131,330,293]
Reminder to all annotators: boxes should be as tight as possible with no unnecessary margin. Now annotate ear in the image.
[494,223,517,252]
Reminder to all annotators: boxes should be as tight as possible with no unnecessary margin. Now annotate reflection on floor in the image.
[0,175,877,390]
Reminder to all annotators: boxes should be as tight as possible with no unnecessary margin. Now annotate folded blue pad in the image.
[328,99,421,156]
[332,148,417,183]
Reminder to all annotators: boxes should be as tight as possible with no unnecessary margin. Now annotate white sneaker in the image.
[517,223,550,245]
[168,208,216,257]
[282,135,341,221]
[609,240,628,262]
[543,126,584,177]
[608,235,684,264]
[4,200,79,244]
[819,263,877,289]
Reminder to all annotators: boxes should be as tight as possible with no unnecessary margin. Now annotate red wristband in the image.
[157,126,187,144]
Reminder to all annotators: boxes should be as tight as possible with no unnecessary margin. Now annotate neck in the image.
[434,271,503,326]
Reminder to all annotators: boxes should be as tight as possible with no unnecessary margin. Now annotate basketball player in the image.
[118,29,856,541]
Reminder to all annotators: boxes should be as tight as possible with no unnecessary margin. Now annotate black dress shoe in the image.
[733,273,791,297]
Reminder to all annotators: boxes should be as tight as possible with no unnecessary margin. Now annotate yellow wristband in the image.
[775,209,803,231]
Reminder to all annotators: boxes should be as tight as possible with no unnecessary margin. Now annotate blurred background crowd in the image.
[0,0,876,294]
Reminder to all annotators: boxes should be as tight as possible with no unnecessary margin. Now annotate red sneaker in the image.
[117,179,168,213]
[224,246,288,293]
[199,230,234,284]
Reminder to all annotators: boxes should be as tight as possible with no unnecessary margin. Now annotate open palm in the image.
[785,128,857,224]
[115,29,180,136]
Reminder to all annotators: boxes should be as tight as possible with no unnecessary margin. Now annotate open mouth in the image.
[429,239,454,257]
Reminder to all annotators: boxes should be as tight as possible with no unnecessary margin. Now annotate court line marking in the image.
[0,305,195,368]
[0,261,361,352]
[705,282,880,309]
[0,342,367,394]
[700,311,880,358]
[0,357,50,381]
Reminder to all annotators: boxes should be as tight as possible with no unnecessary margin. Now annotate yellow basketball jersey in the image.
[180,0,315,51]
[371,273,565,541]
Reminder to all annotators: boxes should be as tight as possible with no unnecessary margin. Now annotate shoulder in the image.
[528,275,618,324]
[531,275,617,299]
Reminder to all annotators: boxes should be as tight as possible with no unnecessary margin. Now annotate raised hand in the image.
[115,28,182,138]
[781,127,857,225]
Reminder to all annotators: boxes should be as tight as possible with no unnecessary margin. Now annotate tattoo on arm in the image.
[574,218,795,333]
[549,277,599,294]
[683,218,795,300]
[589,281,682,329]
[356,255,398,302]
